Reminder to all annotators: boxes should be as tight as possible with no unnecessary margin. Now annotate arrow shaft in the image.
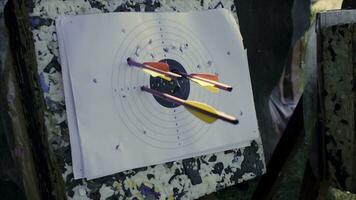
[127,58,181,79]
[141,86,185,105]
[141,86,238,124]
[144,65,181,79]
[189,74,233,91]
[177,71,232,91]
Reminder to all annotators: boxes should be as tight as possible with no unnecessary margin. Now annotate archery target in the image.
[58,9,262,179]
[112,18,221,149]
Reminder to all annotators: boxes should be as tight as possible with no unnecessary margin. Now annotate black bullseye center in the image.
[150,59,190,108]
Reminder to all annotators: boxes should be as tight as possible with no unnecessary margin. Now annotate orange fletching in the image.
[143,62,169,72]
[190,73,219,81]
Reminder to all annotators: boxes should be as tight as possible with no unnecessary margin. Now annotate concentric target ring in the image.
[112,16,220,149]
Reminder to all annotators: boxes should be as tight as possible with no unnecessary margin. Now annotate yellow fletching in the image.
[185,100,218,124]
[190,78,219,93]
[143,69,171,81]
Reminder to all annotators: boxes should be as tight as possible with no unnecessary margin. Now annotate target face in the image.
[112,18,222,149]
[59,10,261,179]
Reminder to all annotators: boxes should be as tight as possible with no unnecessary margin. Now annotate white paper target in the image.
[57,9,261,179]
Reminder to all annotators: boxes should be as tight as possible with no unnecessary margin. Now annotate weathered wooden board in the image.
[317,12,356,192]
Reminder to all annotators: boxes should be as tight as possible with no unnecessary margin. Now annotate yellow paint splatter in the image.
[126,179,137,189]
[113,181,121,190]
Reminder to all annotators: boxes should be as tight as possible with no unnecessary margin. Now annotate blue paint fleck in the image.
[30,17,41,28]
[139,184,161,199]
[232,155,239,163]
[39,72,49,93]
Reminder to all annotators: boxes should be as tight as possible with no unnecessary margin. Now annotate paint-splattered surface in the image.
[318,24,356,192]
[28,0,265,199]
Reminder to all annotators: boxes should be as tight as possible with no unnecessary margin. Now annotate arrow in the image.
[128,58,233,92]
[141,86,239,125]
[127,57,181,81]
